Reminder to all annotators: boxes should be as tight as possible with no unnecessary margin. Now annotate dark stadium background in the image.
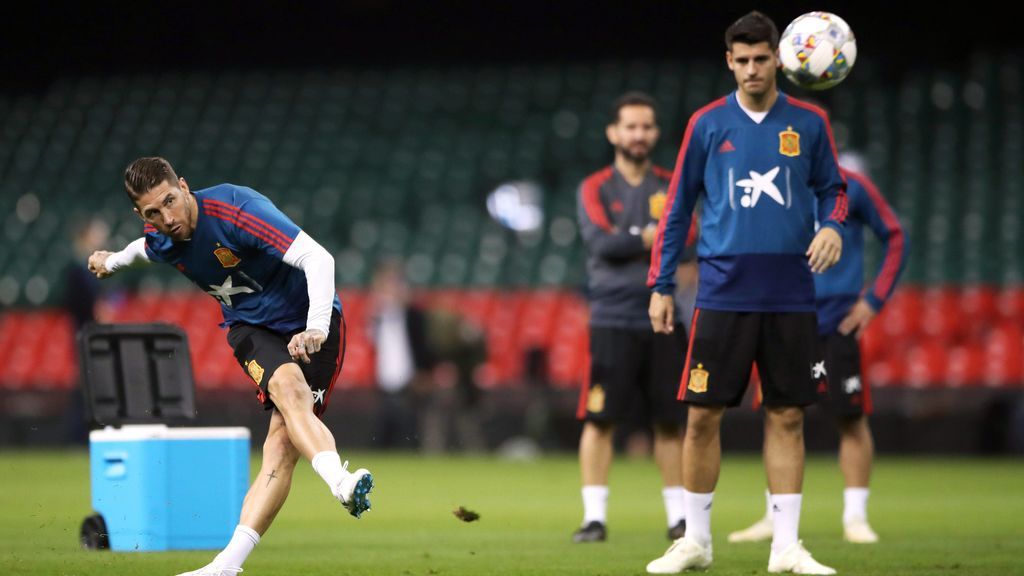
[1,0,1021,454]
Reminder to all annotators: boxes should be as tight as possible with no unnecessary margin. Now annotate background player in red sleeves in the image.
[87,157,374,576]
[573,92,694,543]
[644,11,846,575]
[729,149,909,545]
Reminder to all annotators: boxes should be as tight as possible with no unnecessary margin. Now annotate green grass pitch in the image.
[1,451,1022,575]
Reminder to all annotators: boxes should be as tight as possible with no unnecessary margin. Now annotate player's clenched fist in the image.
[287,329,327,364]
[87,251,114,279]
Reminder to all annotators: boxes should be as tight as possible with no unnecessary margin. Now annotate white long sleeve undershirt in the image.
[282,231,335,337]
[104,238,150,271]
[105,233,335,337]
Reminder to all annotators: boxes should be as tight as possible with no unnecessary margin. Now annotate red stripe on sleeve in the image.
[204,199,295,249]
[649,97,726,287]
[787,96,848,224]
[847,169,905,302]
[204,207,289,253]
[581,167,615,232]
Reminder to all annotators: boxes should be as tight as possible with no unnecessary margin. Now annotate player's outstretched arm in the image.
[806,227,842,273]
[88,238,150,278]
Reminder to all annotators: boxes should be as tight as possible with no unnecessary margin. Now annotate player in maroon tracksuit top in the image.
[574,92,695,544]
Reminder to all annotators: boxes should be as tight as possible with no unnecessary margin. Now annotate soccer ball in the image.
[778,11,857,90]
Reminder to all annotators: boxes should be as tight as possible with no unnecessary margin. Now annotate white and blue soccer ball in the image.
[779,11,857,91]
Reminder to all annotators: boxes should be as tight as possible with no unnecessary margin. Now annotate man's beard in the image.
[618,144,650,163]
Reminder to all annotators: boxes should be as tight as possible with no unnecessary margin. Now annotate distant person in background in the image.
[64,217,110,444]
[88,156,373,576]
[425,309,487,453]
[369,258,435,450]
[574,91,693,544]
[729,149,908,545]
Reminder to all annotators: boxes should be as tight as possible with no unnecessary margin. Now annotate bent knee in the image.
[268,366,313,413]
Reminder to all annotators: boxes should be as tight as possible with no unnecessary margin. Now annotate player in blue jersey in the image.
[87,157,374,576]
[728,151,908,545]
[644,11,845,575]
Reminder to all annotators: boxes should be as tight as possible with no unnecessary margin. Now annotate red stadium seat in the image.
[983,322,1023,386]
[920,287,961,342]
[904,339,946,388]
[945,344,984,387]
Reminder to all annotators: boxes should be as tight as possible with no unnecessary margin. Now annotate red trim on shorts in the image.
[677,308,701,401]
[316,313,347,417]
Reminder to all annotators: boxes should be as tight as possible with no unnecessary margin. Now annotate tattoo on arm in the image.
[266,469,278,487]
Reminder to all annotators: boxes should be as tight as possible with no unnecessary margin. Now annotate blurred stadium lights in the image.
[486,180,544,234]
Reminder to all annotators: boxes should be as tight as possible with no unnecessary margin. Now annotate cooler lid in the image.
[78,323,197,426]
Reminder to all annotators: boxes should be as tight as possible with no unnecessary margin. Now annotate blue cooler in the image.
[89,424,250,551]
[77,324,251,552]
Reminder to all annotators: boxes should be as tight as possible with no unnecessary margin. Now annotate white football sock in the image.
[663,486,686,528]
[765,488,773,519]
[582,485,609,525]
[770,493,802,554]
[212,525,259,569]
[312,451,347,492]
[843,487,870,524]
[684,490,714,546]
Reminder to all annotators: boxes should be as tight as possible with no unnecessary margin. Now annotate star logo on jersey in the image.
[688,363,709,393]
[207,275,255,307]
[649,191,667,220]
[214,247,241,268]
[812,360,828,379]
[736,167,785,208]
[311,388,326,405]
[779,126,801,157]
[587,384,606,414]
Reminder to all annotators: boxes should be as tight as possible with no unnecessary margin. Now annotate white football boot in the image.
[727,515,774,543]
[334,460,374,518]
[843,517,879,543]
[174,564,242,576]
[645,536,712,574]
[767,541,837,575]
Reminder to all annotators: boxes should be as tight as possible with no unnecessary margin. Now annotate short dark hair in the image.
[610,91,658,125]
[725,11,779,50]
[124,157,179,201]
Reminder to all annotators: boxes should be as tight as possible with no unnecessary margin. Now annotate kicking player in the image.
[574,91,693,543]
[644,11,846,575]
[728,151,908,545]
[88,157,374,576]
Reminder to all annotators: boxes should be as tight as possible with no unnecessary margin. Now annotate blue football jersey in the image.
[144,184,341,333]
[649,92,848,312]
[815,168,908,334]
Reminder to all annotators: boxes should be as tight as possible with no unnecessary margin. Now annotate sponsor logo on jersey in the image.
[718,139,736,153]
[779,126,800,157]
[246,359,265,385]
[214,247,241,268]
[649,190,667,220]
[587,384,606,413]
[736,167,785,208]
[688,363,709,393]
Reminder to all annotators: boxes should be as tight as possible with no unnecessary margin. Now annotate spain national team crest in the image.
[649,191,667,220]
[587,384,606,413]
[688,363,709,393]
[214,247,241,268]
[246,359,265,385]
[779,126,801,157]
